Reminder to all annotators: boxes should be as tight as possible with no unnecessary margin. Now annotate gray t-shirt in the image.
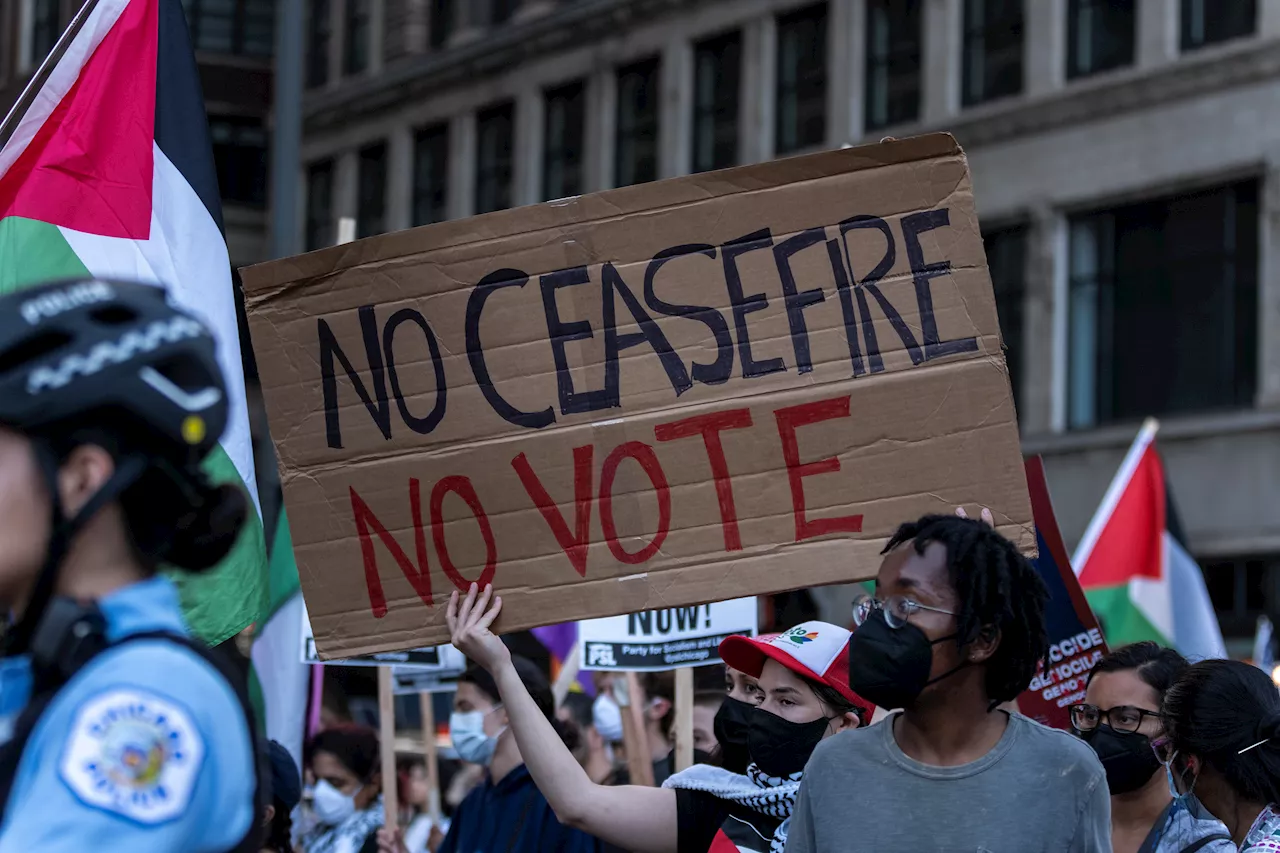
[785,712,1111,853]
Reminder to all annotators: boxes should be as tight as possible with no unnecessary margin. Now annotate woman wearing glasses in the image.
[1072,643,1233,853]
[1158,659,1280,851]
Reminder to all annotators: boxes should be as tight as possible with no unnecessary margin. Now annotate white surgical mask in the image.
[592,694,623,743]
[450,707,504,766]
[312,778,359,825]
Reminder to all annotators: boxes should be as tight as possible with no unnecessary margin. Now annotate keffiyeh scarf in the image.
[662,763,801,853]
[299,798,385,853]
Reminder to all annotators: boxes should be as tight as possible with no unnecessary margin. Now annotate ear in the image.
[57,444,116,516]
[647,697,672,722]
[967,624,1002,664]
[833,710,861,733]
[261,803,276,829]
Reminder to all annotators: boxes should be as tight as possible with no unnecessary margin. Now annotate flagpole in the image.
[1071,417,1161,574]
[0,0,102,152]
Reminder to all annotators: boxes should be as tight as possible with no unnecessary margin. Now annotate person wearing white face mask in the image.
[299,725,385,853]
[377,656,604,853]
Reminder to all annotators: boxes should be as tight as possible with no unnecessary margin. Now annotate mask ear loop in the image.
[4,443,147,656]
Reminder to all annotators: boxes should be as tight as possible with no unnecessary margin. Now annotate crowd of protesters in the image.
[271,511,1280,853]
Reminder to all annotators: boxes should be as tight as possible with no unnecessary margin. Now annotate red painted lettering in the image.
[774,396,863,541]
[350,480,434,617]
[654,408,753,551]
[512,445,595,576]
[430,475,498,591]
[599,441,672,565]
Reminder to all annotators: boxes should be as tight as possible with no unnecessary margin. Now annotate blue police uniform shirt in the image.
[438,762,603,853]
[0,576,255,852]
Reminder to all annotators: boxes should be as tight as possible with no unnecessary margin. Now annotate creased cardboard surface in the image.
[242,133,1033,659]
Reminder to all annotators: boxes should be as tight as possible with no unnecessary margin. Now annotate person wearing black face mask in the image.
[1074,643,1233,853]
[444,583,872,853]
[789,513,1111,853]
[713,664,765,775]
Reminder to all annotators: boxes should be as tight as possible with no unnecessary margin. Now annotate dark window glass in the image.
[864,0,921,131]
[1204,554,1280,640]
[962,0,1024,106]
[181,0,274,57]
[345,0,371,74]
[1067,0,1134,79]
[475,102,514,214]
[209,117,268,207]
[357,142,387,238]
[615,58,660,187]
[1181,0,1256,51]
[306,160,335,251]
[1067,180,1258,429]
[413,124,450,227]
[692,31,741,173]
[31,0,61,63]
[776,4,827,154]
[543,81,585,200]
[489,0,519,25]
[983,226,1027,408]
[307,0,331,87]
[429,0,454,48]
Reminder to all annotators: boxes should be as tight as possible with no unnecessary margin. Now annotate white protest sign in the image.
[578,598,758,671]
[301,604,466,671]
[391,666,464,696]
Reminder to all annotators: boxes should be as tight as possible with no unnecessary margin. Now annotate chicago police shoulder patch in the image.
[59,688,205,824]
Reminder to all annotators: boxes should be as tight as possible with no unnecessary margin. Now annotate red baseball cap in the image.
[719,621,875,720]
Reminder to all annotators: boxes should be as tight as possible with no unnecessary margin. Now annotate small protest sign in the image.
[578,597,758,671]
[391,666,463,696]
[243,133,1034,659]
[301,604,466,671]
[1019,457,1109,729]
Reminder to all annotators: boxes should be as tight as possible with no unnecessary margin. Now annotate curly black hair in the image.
[882,514,1049,707]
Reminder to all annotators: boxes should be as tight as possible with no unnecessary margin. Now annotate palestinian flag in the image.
[1073,419,1226,661]
[0,0,266,644]
[250,507,308,765]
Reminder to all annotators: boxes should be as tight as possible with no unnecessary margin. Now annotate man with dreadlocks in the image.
[785,513,1111,852]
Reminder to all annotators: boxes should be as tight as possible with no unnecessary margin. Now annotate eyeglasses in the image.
[852,594,956,629]
[1069,703,1160,735]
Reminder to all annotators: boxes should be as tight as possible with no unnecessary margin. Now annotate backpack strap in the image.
[0,629,265,853]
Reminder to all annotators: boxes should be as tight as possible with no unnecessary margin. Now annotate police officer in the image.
[0,278,260,850]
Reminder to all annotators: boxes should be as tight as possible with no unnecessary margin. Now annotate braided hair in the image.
[883,514,1049,706]
[264,796,294,853]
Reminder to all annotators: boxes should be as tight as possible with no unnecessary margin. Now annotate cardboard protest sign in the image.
[1019,457,1109,729]
[242,133,1034,659]
[579,598,758,671]
[301,604,466,670]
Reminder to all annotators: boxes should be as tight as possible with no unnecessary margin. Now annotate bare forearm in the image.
[493,661,592,811]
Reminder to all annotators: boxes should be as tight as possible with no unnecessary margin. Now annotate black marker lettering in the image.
[541,265,614,415]
[722,228,785,378]
[773,226,828,375]
[319,305,391,449]
[901,209,978,360]
[466,269,554,429]
[644,244,733,386]
[383,308,447,436]
[603,262,692,398]
[839,215,923,371]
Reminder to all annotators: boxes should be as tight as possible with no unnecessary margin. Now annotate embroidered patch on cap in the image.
[766,622,850,676]
[59,689,205,824]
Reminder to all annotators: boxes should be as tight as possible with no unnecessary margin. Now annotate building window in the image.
[775,4,827,155]
[864,0,921,131]
[962,0,1024,107]
[615,58,660,188]
[1066,0,1134,79]
[181,0,274,57]
[692,31,741,173]
[429,0,453,48]
[413,124,450,227]
[544,81,585,200]
[344,0,370,75]
[1204,554,1280,640]
[210,117,268,208]
[1181,0,1256,51]
[1067,180,1258,430]
[475,102,514,214]
[305,160,335,251]
[983,226,1027,408]
[488,0,519,26]
[30,0,61,64]
[357,142,387,238]
[307,0,331,87]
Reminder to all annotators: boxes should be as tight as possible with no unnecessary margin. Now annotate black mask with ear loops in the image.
[847,609,976,711]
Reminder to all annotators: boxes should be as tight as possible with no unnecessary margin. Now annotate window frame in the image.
[982,224,1029,409]
[343,0,371,75]
[30,0,61,65]
[774,3,829,155]
[208,115,269,208]
[1180,0,1257,52]
[182,0,274,57]
[475,102,515,215]
[961,0,1025,107]
[429,0,454,48]
[1066,0,1135,80]
[543,80,586,201]
[691,30,742,174]
[356,141,388,239]
[412,123,450,227]
[864,0,922,132]
[305,159,336,252]
[307,0,332,88]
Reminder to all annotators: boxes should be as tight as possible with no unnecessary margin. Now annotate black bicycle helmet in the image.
[0,278,243,650]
